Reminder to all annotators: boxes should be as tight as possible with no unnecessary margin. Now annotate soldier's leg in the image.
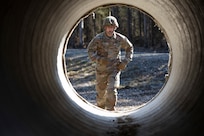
[105,71,121,111]
[95,72,108,109]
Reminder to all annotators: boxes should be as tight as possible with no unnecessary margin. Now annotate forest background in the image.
[67,5,168,52]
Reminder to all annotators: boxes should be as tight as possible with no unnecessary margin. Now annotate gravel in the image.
[65,48,169,112]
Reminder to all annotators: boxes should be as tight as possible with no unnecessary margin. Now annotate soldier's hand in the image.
[118,61,127,70]
[118,59,129,70]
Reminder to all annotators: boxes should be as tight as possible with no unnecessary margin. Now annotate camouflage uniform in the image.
[87,16,133,111]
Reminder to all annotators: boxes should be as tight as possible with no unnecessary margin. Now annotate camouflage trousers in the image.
[95,69,121,111]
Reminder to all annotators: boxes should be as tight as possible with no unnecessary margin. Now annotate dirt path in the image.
[65,49,169,111]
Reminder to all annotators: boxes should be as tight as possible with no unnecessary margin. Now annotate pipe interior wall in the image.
[0,0,204,136]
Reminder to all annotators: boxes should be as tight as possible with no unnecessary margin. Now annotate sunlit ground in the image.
[65,49,169,111]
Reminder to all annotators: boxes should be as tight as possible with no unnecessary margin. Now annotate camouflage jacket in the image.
[87,31,133,72]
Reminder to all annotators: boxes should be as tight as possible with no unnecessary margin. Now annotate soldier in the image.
[87,16,133,111]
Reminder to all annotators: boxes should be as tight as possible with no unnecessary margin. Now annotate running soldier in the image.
[87,16,133,111]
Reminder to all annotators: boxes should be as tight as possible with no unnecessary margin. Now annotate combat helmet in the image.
[103,16,119,28]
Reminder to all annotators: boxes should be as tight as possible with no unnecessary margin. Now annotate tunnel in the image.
[0,0,204,136]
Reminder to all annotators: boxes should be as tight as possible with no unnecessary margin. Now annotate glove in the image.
[118,59,129,70]
[118,62,127,70]
[97,57,108,65]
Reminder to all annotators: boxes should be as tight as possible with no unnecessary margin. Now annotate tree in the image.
[127,8,132,41]
[67,5,168,52]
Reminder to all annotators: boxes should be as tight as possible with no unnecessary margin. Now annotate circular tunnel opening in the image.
[63,4,171,112]
[1,0,203,135]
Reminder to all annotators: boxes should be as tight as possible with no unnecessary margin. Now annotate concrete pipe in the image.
[0,0,204,136]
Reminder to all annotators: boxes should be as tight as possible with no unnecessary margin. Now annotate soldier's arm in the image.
[122,37,134,64]
[87,38,97,62]
[87,36,108,65]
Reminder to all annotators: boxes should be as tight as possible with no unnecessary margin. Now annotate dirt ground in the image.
[65,48,169,112]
